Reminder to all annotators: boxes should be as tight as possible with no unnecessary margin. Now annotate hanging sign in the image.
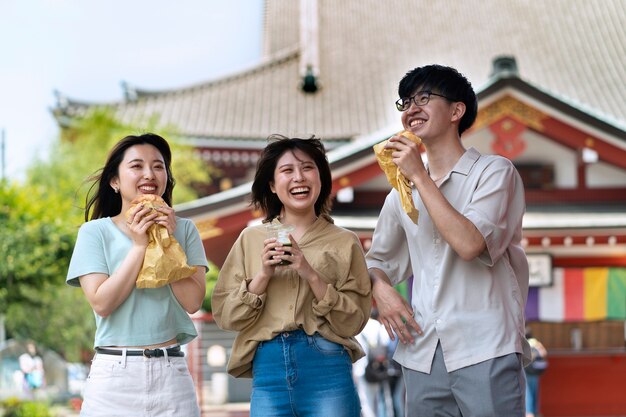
[528,253,553,287]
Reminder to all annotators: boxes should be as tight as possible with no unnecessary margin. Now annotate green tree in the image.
[1,109,215,361]
[0,181,87,362]
[202,261,220,313]
[0,182,74,308]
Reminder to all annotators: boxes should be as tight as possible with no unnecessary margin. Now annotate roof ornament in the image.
[121,81,138,102]
[53,90,68,109]
[300,0,320,93]
[301,65,318,93]
[490,55,519,79]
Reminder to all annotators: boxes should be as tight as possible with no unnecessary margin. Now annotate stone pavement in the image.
[50,402,626,417]
[52,402,251,417]
[203,403,250,417]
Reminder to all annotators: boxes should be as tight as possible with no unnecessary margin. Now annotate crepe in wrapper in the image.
[126,194,196,288]
[373,130,422,224]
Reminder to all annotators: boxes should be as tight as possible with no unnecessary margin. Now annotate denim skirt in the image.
[251,329,360,417]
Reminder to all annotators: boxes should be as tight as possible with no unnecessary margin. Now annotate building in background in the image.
[52,1,626,415]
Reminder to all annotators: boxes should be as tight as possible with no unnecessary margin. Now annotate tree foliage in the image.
[0,182,75,308]
[1,109,215,362]
[202,261,220,313]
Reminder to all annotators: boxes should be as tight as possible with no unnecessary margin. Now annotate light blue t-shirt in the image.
[66,217,209,348]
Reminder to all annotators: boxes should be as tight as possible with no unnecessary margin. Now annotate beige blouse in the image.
[212,217,372,378]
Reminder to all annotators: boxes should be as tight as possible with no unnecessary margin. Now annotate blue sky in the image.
[0,0,264,180]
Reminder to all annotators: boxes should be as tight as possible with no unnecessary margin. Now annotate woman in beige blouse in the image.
[212,134,371,417]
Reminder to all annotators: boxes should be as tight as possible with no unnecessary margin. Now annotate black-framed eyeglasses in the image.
[395,90,455,111]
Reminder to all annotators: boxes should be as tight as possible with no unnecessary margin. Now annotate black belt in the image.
[95,346,184,358]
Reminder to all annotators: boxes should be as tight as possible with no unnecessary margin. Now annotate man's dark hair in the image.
[398,64,477,135]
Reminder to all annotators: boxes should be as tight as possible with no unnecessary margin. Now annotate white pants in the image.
[80,352,200,417]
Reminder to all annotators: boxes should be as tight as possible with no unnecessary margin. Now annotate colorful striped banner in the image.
[525,267,626,322]
[538,268,565,322]
[564,268,584,320]
[525,287,539,321]
[584,268,608,320]
[608,268,626,319]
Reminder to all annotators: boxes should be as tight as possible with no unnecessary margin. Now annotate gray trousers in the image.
[403,342,525,417]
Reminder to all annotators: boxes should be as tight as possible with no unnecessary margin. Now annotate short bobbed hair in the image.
[251,134,333,223]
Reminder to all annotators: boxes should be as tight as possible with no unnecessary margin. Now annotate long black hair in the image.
[251,134,333,223]
[83,133,175,221]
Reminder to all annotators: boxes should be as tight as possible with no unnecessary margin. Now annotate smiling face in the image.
[110,144,168,211]
[270,149,321,218]
[400,89,463,143]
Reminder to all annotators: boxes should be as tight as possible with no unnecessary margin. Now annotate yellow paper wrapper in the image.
[126,195,197,289]
[373,130,422,224]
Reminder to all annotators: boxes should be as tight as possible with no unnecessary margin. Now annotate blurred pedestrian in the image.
[354,308,394,417]
[386,337,405,417]
[525,330,548,417]
[19,341,45,397]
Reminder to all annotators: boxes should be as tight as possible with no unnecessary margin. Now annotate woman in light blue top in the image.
[67,133,208,417]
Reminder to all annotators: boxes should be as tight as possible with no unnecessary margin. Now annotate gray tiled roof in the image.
[53,0,626,142]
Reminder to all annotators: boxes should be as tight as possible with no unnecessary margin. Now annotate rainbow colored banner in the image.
[525,268,626,322]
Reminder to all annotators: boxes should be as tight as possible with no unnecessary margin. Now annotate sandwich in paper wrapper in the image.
[373,130,422,224]
[126,194,196,288]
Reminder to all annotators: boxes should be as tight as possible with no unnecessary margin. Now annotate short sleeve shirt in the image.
[366,148,531,372]
[66,217,209,348]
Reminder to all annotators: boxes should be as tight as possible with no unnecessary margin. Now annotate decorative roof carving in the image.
[474,96,548,132]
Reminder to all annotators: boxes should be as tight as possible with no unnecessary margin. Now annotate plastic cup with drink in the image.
[265,223,295,266]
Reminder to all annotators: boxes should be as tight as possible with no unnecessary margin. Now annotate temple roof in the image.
[52,0,626,145]
[168,63,626,266]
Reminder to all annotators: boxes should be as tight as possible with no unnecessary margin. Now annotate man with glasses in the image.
[366,64,530,416]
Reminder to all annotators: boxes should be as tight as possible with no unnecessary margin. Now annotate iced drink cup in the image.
[265,223,295,266]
